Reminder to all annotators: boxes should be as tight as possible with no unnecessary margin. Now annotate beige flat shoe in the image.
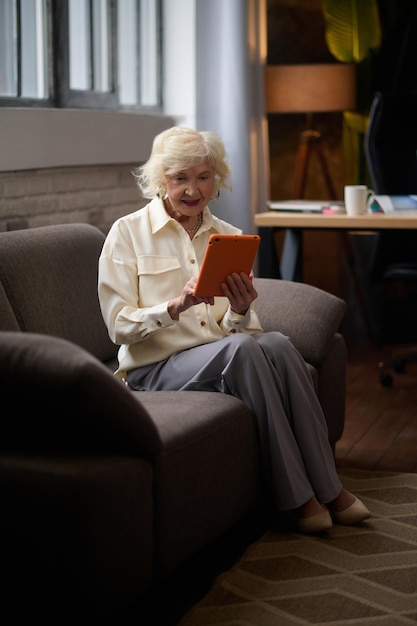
[296,510,333,534]
[330,497,370,525]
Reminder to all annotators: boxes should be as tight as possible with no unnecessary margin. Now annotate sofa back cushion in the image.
[0,223,117,364]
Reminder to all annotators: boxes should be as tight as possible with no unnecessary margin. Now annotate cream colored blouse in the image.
[98,197,262,377]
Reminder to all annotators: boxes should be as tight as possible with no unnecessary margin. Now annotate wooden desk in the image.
[255,210,417,230]
[254,211,417,344]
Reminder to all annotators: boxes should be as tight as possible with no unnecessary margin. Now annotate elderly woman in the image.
[98,126,370,533]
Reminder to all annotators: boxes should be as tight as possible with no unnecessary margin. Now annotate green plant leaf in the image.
[343,111,370,184]
[322,0,382,63]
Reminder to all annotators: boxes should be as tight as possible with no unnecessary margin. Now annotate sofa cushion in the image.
[0,223,118,364]
[137,390,264,577]
[255,278,346,367]
[0,331,161,457]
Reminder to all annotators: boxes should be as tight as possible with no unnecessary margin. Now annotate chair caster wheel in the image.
[379,372,393,387]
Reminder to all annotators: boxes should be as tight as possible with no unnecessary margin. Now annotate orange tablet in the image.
[194,234,261,297]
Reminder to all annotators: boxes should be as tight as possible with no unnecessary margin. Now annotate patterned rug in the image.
[176,469,417,625]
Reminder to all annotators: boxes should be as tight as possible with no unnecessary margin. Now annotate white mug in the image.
[344,185,375,216]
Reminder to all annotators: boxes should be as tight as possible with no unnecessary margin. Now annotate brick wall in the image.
[0,163,146,234]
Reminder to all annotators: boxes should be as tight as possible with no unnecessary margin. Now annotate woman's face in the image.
[165,161,215,218]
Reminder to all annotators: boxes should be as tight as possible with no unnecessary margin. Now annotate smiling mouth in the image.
[183,199,201,207]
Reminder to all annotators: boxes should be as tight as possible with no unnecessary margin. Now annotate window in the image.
[0,0,162,110]
[0,0,49,101]
[118,0,161,106]
[69,0,113,92]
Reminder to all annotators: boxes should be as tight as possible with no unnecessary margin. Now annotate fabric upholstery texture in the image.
[0,331,161,457]
[138,391,263,577]
[255,278,346,367]
[0,452,154,618]
[0,223,118,364]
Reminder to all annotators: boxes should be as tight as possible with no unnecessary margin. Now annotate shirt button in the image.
[190,258,196,264]
[231,328,237,334]
[200,321,206,327]
[156,321,162,327]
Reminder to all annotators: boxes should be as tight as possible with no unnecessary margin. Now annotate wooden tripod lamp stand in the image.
[264,64,356,199]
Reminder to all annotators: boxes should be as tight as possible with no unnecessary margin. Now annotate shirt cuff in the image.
[149,302,176,330]
[221,307,250,333]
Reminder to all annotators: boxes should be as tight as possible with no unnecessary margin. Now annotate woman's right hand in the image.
[168,277,214,320]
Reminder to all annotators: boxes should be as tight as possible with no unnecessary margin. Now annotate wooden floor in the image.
[335,342,417,473]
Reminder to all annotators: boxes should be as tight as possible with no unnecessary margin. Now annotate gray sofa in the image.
[0,223,347,623]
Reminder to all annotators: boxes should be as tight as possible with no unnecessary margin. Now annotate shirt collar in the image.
[148,197,171,233]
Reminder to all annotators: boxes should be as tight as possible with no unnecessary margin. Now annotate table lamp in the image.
[264,63,356,199]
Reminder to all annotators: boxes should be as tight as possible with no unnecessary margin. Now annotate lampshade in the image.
[265,64,356,114]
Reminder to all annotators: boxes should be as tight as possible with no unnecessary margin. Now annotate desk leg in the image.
[257,227,303,281]
[257,227,281,278]
[340,231,377,346]
[281,229,303,281]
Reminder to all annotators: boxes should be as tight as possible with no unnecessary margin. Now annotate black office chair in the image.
[364,91,417,386]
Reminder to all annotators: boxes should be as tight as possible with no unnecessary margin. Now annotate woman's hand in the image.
[168,277,214,320]
[168,273,257,320]
[221,273,258,315]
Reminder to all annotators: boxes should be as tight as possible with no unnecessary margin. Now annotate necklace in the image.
[185,211,203,235]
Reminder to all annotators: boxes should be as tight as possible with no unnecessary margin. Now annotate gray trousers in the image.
[127,332,342,511]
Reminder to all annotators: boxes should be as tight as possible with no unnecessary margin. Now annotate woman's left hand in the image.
[221,273,258,315]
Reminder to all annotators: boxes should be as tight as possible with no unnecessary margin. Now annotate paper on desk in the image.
[373,195,417,214]
[267,200,344,213]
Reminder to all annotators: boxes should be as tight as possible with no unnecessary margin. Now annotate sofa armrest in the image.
[0,331,161,457]
[254,278,346,367]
